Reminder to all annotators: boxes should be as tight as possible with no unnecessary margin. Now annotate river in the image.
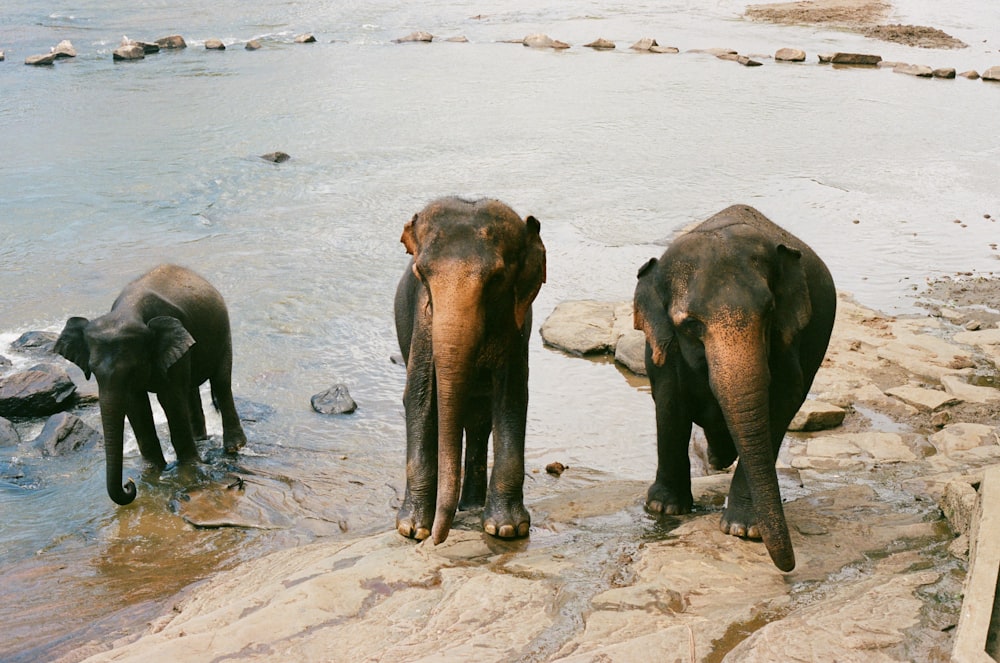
[1,0,998,659]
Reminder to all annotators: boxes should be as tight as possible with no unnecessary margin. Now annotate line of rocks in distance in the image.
[11,31,1000,82]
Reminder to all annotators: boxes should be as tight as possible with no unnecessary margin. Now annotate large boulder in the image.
[113,43,145,61]
[830,52,882,66]
[10,330,58,353]
[33,412,101,456]
[0,417,19,447]
[540,301,619,355]
[0,365,77,417]
[52,40,77,58]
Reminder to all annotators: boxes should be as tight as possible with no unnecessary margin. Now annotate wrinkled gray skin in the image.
[55,264,247,505]
[633,205,836,571]
[394,197,546,544]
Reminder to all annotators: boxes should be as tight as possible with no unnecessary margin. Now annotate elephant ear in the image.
[147,316,196,374]
[773,244,812,346]
[513,215,546,330]
[633,258,674,367]
[54,317,92,379]
[400,213,419,256]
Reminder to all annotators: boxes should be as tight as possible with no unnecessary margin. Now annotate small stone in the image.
[113,44,145,61]
[545,462,567,476]
[817,53,833,63]
[982,66,1000,81]
[775,48,805,62]
[0,417,19,448]
[630,38,659,51]
[52,40,77,58]
[33,412,101,456]
[205,39,226,50]
[959,70,980,80]
[294,34,317,44]
[930,410,951,428]
[584,38,616,50]
[932,68,956,79]
[965,320,982,331]
[394,31,434,44]
[25,53,58,66]
[260,151,291,163]
[831,52,882,66]
[245,40,261,51]
[311,384,357,415]
[788,400,846,432]
[893,63,933,77]
[155,35,187,49]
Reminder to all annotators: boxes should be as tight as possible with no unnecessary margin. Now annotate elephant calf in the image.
[55,264,247,505]
[394,196,546,544]
[633,204,836,571]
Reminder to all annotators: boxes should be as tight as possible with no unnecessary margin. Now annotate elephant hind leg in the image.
[210,371,247,454]
[702,420,737,470]
[459,396,490,511]
[189,386,208,441]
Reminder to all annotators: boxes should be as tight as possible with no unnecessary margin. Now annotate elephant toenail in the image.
[498,524,514,538]
[484,522,497,536]
[517,523,530,537]
[415,528,430,541]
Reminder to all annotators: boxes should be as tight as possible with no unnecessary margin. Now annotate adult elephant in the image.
[394,196,546,544]
[633,204,836,571]
[55,264,247,505]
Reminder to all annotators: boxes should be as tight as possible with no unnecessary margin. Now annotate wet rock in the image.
[941,374,1000,404]
[959,70,980,80]
[294,34,317,44]
[173,478,294,529]
[941,476,980,536]
[393,31,433,44]
[775,47,806,62]
[584,38,616,50]
[737,55,763,67]
[788,400,846,432]
[0,51,5,62]
[980,66,1000,81]
[0,355,10,370]
[235,397,276,424]
[690,47,737,57]
[831,52,882,66]
[10,331,58,354]
[629,38,658,51]
[52,40,76,58]
[894,63,933,77]
[930,423,997,455]
[1,457,25,483]
[0,365,77,417]
[885,385,960,412]
[113,43,145,61]
[818,53,833,63]
[260,151,291,163]
[545,461,567,476]
[205,39,226,50]
[33,412,100,456]
[155,35,187,49]
[649,45,679,54]
[614,330,647,376]
[245,40,262,51]
[0,417,19,447]
[135,41,160,54]
[933,67,956,79]
[311,383,357,415]
[540,300,619,355]
[522,34,570,49]
[25,53,57,66]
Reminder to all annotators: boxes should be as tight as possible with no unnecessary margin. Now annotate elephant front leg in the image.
[127,391,166,468]
[397,341,438,541]
[647,372,695,515]
[211,357,248,454]
[189,385,208,441]
[720,464,761,539]
[482,363,530,539]
[156,390,200,464]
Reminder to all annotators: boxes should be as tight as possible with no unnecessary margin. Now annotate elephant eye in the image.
[679,317,705,338]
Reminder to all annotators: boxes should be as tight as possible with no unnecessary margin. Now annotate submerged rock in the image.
[10,331,58,353]
[260,151,291,163]
[245,40,262,51]
[0,365,77,417]
[33,412,100,456]
[394,31,433,44]
[0,417,19,448]
[311,383,357,415]
[113,43,145,61]
[25,53,57,66]
[205,39,226,50]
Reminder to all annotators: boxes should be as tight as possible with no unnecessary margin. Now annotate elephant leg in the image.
[482,355,530,539]
[189,385,208,441]
[647,367,694,515]
[397,324,438,541]
[156,390,200,464]
[211,357,247,453]
[127,391,166,467]
[720,463,761,539]
[459,394,490,510]
[702,418,737,471]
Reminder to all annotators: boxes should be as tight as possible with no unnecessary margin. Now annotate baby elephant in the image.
[394,197,546,544]
[633,205,836,571]
[55,264,247,505]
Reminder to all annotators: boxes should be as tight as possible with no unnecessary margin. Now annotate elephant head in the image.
[634,221,813,572]
[55,314,195,505]
[401,197,546,544]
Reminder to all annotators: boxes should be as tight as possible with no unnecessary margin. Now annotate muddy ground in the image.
[744,0,969,49]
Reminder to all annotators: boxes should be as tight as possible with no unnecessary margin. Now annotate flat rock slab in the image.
[789,399,846,431]
[941,374,1000,404]
[885,385,960,412]
[540,300,620,355]
[831,52,882,65]
[930,423,998,455]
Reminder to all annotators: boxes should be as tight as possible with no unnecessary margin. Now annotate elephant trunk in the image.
[99,391,137,505]
[706,329,795,572]
[429,290,482,545]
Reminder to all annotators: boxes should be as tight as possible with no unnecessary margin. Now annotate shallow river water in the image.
[1,0,999,658]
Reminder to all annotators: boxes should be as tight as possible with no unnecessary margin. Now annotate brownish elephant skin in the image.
[55,264,247,505]
[394,197,546,545]
[633,204,836,571]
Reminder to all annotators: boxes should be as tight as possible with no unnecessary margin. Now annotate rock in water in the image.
[260,151,291,163]
[0,365,77,417]
[113,43,145,61]
[311,384,357,415]
[155,35,187,49]
[52,40,77,58]
[33,412,100,456]
[205,39,226,50]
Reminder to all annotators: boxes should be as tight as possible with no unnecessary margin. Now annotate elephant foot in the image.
[482,500,530,539]
[645,481,693,515]
[223,430,247,454]
[708,446,738,471]
[396,497,434,541]
[720,494,762,540]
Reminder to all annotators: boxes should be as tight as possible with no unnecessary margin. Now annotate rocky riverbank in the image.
[60,279,1000,662]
